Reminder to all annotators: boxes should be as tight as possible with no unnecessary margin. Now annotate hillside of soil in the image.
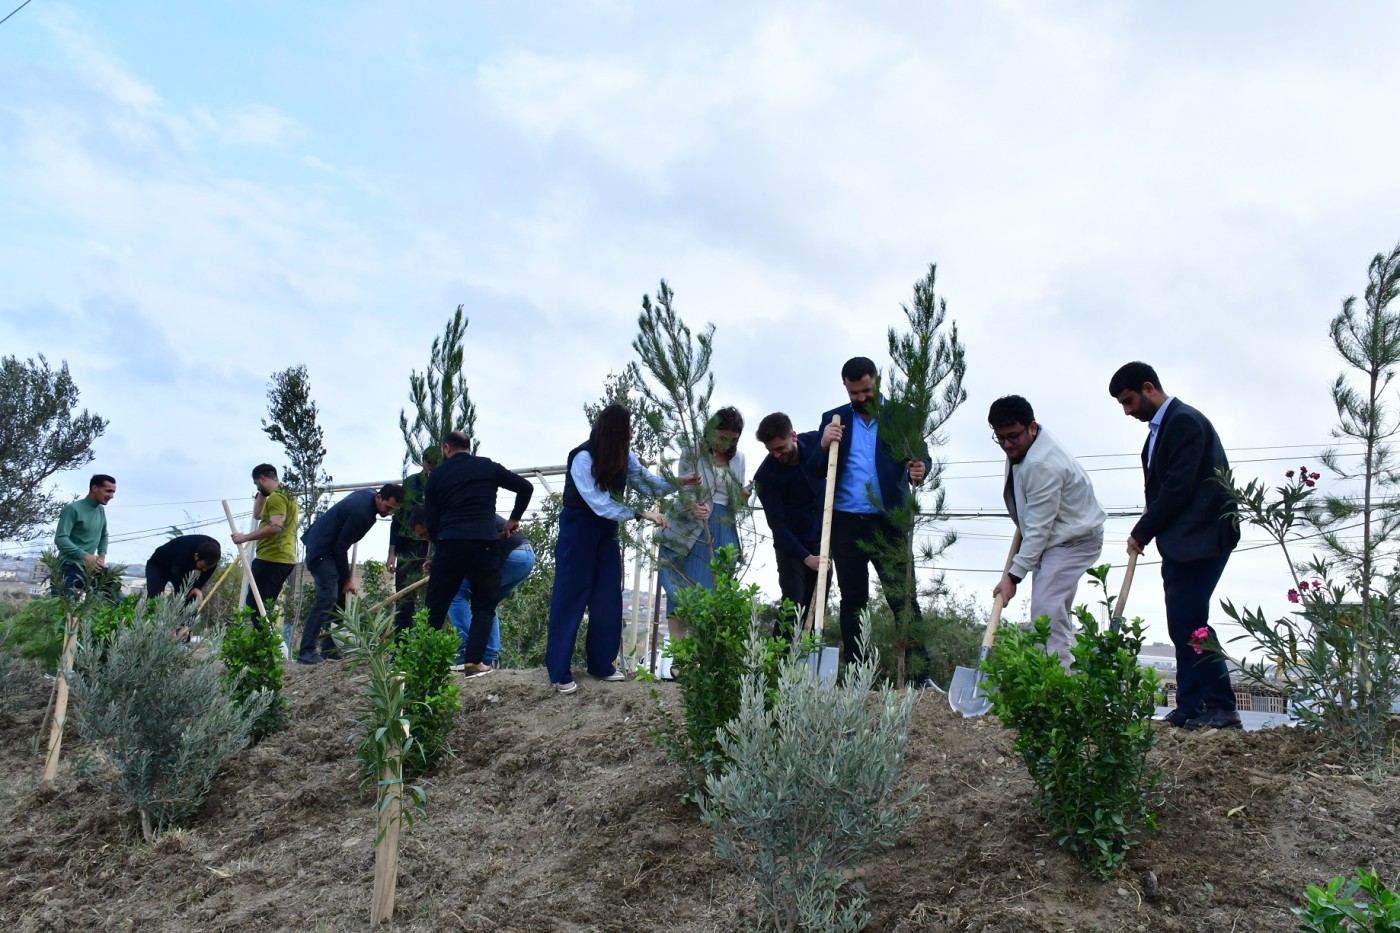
[1,663,1396,932]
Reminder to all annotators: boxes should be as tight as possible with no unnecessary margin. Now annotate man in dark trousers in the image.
[145,534,222,602]
[753,412,825,633]
[386,448,440,634]
[805,356,937,688]
[1109,361,1242,730]
[297,484,404,665]
[423,431,533,678]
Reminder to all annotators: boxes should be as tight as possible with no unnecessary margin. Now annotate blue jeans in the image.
[449,546,535,664]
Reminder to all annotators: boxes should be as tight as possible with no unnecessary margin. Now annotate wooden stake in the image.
[41,611,79,784]
[222,501,267,619]
[1111,553,1139,634]
[806,415,843,656]
[370,752,403,925]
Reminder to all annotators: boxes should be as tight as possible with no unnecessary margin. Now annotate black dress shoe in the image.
[1163,707,1198,727]
[1184,709,1243,731]
[296,650,323,666]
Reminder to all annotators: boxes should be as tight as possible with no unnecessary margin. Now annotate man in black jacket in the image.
[753,412,824,632]
[297,483,404,665]
[1110,361,1241,730]
[423,431,533,678]
[145,534,221,602]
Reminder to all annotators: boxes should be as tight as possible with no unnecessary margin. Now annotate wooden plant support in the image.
[371,750,404,925]
[41,611,79,784]
[222,500,267,619]
[805,415,843,669]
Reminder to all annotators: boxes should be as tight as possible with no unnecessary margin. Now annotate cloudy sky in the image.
[4,1,1399,651]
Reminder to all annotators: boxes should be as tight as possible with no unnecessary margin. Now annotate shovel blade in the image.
[948,664,993,717]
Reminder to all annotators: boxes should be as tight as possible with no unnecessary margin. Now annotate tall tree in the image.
[629,280,715,479]
[261,365,334,527]
[867,263,968,686]
[0,355,108,542]
[400,305,478,467]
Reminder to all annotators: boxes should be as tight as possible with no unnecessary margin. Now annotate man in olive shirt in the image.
[52,474,116,596]
[231,464,300,612]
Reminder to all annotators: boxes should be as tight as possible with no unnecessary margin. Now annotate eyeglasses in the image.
[992,428,1029,447]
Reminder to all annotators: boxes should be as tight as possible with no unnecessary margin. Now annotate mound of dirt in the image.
[1,664,1396,932]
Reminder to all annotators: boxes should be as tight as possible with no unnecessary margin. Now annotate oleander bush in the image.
[702,616,922,932]
[981,565,1160,879]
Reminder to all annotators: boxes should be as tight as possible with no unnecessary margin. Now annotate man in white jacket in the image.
[989,396,1106,668]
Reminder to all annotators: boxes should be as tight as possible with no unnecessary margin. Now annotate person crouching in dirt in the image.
[544,404,700,694]
[145,534,222,604]
[297,484,405,666]
[422,431,534,680]
[987,395,1105,669]
[753,412,826,638]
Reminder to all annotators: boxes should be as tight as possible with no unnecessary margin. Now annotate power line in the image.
[0,0,34,28]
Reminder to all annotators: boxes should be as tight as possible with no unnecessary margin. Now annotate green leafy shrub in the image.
[392,610,461,779]
[219,606,288,740]
[702,616,923,932]
[1297,867,1400,932]
[68,596,269,839]
[660,546,793,785]
[981,565,1160,879]
[0,596,64,669]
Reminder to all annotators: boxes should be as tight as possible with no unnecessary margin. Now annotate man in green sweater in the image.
[52,473,116,596]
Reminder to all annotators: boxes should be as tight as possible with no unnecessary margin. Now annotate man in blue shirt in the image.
[297,483,404,665]
[806,357,935,687]
[753,412,824,633]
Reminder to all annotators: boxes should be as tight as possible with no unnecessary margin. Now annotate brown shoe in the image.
[459,662,493,679]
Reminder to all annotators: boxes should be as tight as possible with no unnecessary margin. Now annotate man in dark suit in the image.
[1110,361,1242,730]
[806,356,936,686]
[753,411,825,629]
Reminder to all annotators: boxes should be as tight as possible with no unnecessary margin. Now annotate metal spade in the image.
[949,531,1020,717]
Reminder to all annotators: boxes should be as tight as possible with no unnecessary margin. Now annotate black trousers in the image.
[245,558,295,616]
[393,540,430,634]
[1162,553,1236,714]
[425,538,502,665]
[829,511,931,671]
[774,542,822,637]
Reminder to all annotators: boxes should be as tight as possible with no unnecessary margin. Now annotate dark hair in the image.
[755,412,793,444]
[441,431,471,453]
[252,463,278,481]
[589,404,631,488]
[421,447,443,468]
[379,483,405,503]
[841,357,878,382]
[1108,361,1163,397]
[988,396,1035,430]
[711,406,744,435]
[194,539,222,564]
[409,506,426,530]
[90,474,116,488]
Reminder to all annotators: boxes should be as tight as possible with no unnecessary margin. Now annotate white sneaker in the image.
[556,681,578,694]
[600,670,625,682]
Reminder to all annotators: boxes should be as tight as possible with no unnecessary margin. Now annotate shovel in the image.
[1110,552,1138,633]
[949,531,1021,717]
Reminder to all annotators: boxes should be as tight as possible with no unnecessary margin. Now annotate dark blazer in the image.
[805,402,932,513]
[754,431,823,558]
[1131,399,1240,562]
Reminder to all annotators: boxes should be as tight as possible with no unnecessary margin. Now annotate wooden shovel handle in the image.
[981,530,1023,651]
[1112,552,1138,632]
[368,574,429,614]
[806,414,842,642]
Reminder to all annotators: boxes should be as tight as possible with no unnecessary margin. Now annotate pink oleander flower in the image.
[1189,626,1210,655]
[1285,470,1295,479]
[1287,588,1300,603]
[1311,472,1321,480]
[1299,581,1310,591]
